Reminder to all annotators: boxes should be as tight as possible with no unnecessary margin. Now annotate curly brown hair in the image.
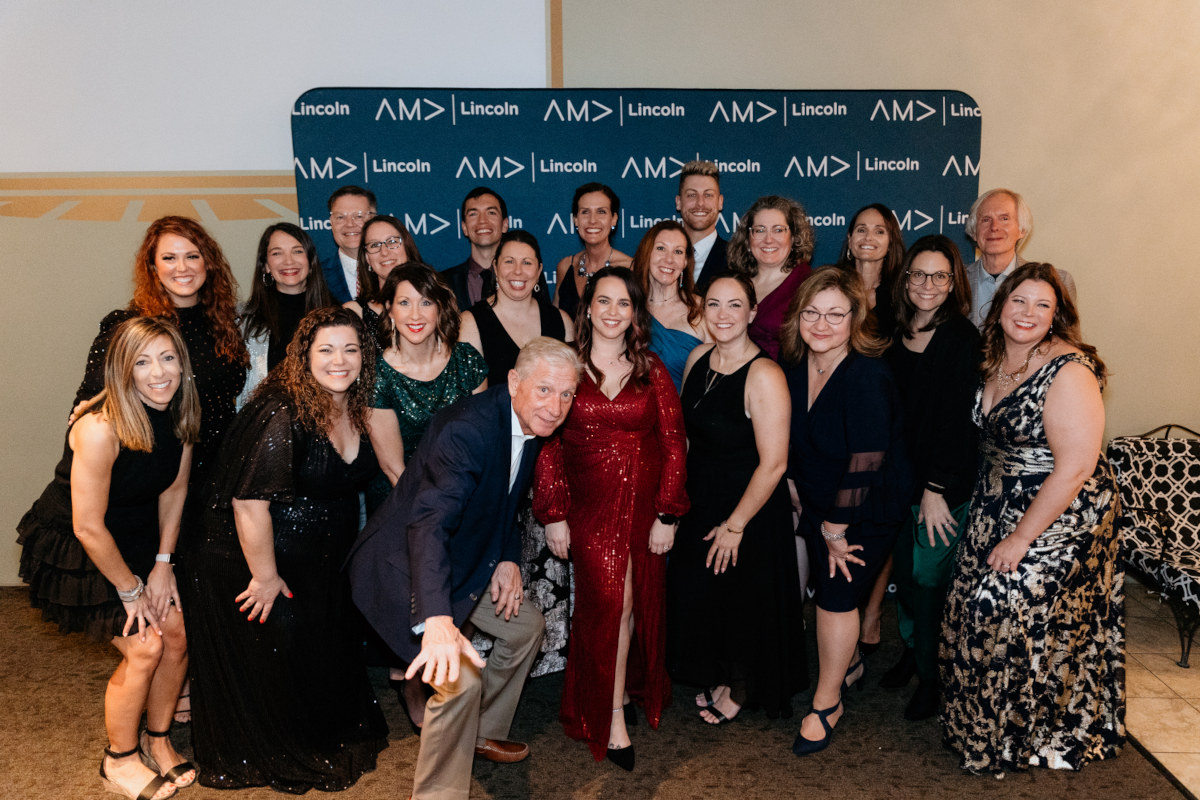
[131,216,248,367]
[727,195,815,277]
[256,307,376,435]
[631,220,702,328]
[574,266,654,390]
[980,262,1106,386]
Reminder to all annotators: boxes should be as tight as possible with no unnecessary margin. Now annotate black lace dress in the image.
[185,390,387,792]
[940,354,1124,772]
[17,405,183,641]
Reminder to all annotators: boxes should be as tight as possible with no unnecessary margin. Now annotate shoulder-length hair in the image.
[574,266,653,390]
[892,234,972,338]
[780,266,887,364]
[256,307,377,435]
[131,216,248,367]
[354,215,422,307]
[242,222,334,341]
[980,262,1106,385]
[379,262,460,351]
[836,203,906,287]
[630,220,701,327]
[727,195,816,277]
[79,316,201,451]
[487,230,544,306]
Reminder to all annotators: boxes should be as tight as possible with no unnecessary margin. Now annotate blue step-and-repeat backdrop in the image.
[291,88,981,292]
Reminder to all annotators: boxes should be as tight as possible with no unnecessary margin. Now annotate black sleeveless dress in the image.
[469,298,567,379]
[666,350,807,716]
[17,405,184,641]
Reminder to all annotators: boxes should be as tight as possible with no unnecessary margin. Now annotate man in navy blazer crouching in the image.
[348,337,581,800]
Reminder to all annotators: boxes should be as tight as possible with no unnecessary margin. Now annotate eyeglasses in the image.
[750,225,789,238]
[798,309,848,325]
[365,237,406,254]
[331,211,370,225]
[905,270,951,287]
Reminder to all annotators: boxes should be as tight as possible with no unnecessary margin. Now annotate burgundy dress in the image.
[534,355,689,760]
[747,262,812,360]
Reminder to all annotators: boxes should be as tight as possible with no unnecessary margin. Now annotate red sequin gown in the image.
[534,355,689,760]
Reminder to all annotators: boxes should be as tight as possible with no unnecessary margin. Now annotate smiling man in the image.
[963,188,1075,328]
[322,185,377,304]
[348,338,581,800]
[675,160,731,294]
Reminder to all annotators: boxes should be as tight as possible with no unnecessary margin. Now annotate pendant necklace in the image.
[578,247,613,278]
[996,343,1046,390]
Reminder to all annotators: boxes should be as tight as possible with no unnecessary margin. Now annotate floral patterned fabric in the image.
[940,353,1125,772]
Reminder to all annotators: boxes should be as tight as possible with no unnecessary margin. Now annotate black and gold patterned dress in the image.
[940,353,1124,772]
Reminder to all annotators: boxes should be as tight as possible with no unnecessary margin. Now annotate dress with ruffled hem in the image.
[17,405,184,642]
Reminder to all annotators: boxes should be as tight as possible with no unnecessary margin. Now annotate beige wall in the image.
[562,0,1200,441]
[4,1,1198,584]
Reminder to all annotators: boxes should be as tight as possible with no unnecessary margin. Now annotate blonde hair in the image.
[81,317,201,451]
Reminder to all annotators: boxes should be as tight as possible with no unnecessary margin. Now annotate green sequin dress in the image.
[367,342,488,510]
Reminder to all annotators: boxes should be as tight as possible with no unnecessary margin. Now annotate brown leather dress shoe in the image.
[474,738,530,763]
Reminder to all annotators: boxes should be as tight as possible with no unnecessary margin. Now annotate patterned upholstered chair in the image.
[1107,424,1200,667]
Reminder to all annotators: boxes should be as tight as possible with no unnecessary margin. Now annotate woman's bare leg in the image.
[608,559,635,749]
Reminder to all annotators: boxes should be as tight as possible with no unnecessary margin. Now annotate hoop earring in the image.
[262,270,274,286]
[533,282,541,293]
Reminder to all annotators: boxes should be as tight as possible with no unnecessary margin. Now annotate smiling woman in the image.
[184,307,388,792]
[237,223,334,407]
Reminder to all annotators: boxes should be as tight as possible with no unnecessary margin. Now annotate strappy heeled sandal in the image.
[100,745,177,800]
[140,729,198,788]
[792,699,843,756]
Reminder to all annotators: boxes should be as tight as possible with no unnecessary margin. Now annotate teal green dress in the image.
[649,315,703,393]
[367,342,488,510]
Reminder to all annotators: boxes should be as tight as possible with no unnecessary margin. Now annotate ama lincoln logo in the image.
[375,97,446,121]
[543,99,613,122]
[785,155,851,178]
[708,100,778,123]
[869,99,937,122]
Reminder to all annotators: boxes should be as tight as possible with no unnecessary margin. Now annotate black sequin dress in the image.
[17,405,184,641]
[184,390,388,792]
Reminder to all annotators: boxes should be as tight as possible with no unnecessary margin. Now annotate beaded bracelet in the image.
[117,575,145,603]
[820,523,846,543]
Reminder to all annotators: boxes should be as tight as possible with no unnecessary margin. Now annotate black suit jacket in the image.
[347,386,540,662]
[694,235,731,296]
[442,259,475,313]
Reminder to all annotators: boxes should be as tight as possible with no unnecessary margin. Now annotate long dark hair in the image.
[980,262,1106,385]
[574,266,653,390]
[242,223,334,341]
[892,234,972,338]
[836,203,906,294]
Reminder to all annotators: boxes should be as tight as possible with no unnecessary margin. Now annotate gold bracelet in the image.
[723,520,744,535]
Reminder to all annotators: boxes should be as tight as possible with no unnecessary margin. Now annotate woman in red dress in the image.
[535,266,689,771]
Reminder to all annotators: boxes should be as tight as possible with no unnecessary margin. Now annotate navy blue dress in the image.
[785,351,912,612]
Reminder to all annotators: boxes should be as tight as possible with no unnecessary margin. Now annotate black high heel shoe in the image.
[606,744,635,771]
[857,640,881,659]
[843,653,866,692]
[792,700,843,756]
